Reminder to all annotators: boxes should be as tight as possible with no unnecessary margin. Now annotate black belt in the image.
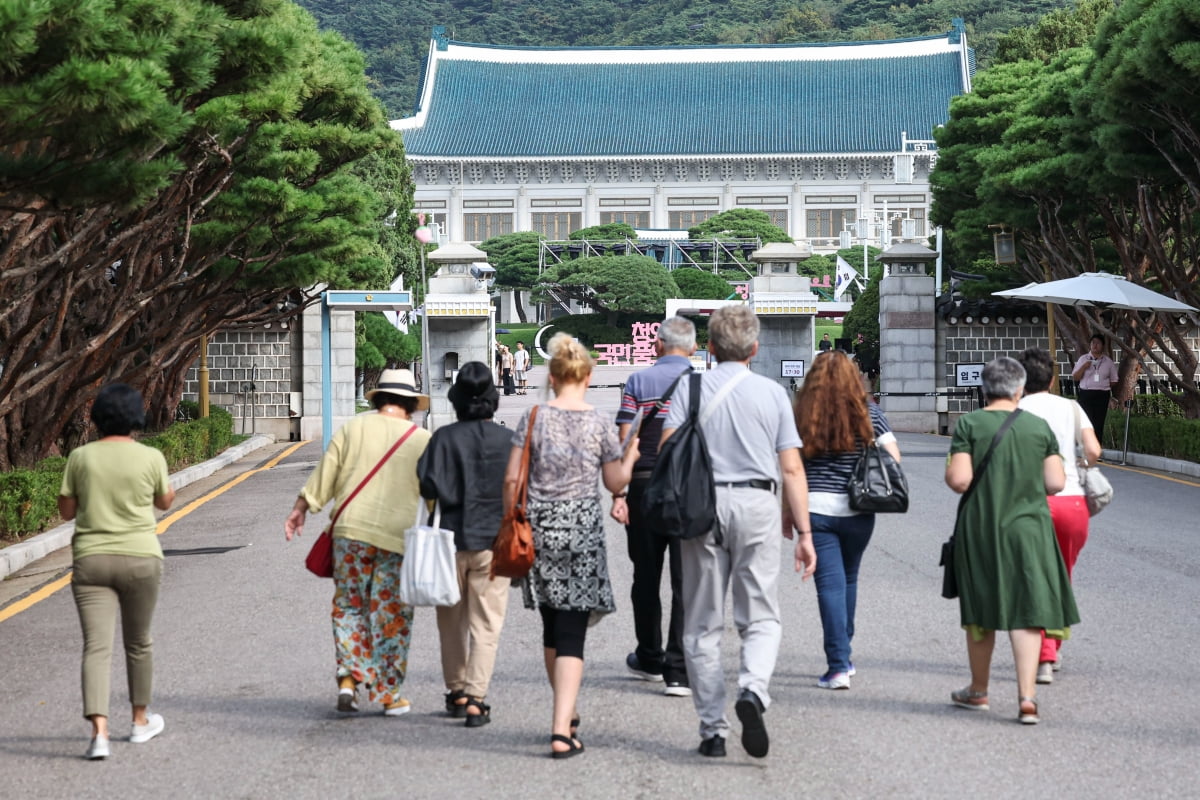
[719,479,777,492]
[632,470,654,480]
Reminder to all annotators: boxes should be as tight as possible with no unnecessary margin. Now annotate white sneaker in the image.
[1052,654,1063,672]
[1036,662,1054,685]
[382,699,411,717]
[664,681,693,697]
[85,735,110,760]
[817,671,851,690]
[130,713,165,744]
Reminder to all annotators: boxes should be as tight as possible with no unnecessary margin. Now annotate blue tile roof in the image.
[397,37,971,159]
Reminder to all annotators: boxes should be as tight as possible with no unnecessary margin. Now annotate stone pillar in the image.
[300,299,356,441]
[748,242,817,392]
[425,243,494,431]
[878,243,938,432]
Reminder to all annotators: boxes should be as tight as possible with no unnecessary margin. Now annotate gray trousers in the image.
[72,554,162,719]
[680,486,782,739]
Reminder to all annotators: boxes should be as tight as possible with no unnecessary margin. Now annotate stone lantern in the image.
[877,241,938,431]
[747,241,818,390]
[424,241,495,429]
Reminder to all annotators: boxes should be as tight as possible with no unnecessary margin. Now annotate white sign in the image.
[781,360,806,378]
[956,363,984,387]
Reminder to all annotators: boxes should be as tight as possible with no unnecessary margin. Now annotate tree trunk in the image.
[513,290,528,323]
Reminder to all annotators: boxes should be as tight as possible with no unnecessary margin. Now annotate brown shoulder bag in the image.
[490,405,538,580]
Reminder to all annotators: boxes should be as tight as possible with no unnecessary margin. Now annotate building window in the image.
[669,210,714,229]
[462,213,514,241]
[806,208,857,239]
[599,211,650,227]
[764,210,788,230]
[530,198,582,208]
[889,207,927,237]
[463,199,514,209]
[530,212,581,239]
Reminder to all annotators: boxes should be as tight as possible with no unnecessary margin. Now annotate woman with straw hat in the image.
[285,368,431,716]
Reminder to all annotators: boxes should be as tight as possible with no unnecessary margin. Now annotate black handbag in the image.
[941,409,1023,600]
[847,441,909,513]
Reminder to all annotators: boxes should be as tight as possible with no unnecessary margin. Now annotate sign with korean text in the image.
[955,363,984,387]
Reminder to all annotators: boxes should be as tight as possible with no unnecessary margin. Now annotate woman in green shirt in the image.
[59,383,176,760]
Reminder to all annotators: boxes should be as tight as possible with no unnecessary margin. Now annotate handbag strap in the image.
[513,405,539,513]
[330,423,419,527]
[960,409,1023,508]
[637,367,693,438]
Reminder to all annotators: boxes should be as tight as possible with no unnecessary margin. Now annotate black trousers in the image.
[624,478,687,684]
[502,368,515,395]
[1077,388,1111,442]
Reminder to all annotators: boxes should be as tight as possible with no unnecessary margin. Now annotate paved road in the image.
[2,383,1198,799]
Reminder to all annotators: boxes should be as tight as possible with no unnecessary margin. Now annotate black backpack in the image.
[640,373,720,541]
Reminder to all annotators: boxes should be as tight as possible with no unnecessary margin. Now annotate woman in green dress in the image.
[944,357,1079,725]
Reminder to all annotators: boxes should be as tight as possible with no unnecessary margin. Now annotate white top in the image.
[513,348,529,371]
[1018,392,1090,496]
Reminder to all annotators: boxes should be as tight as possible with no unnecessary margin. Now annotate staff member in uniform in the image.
[1070,334,1118,438]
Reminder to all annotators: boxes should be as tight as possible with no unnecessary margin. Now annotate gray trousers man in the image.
[680,485,782,740]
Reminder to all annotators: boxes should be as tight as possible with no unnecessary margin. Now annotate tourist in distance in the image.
[662,305,814,759]
[1017,347,1101,684]
[284,369,431,717]
[505,332,640,759]
[944,357,1079,725]
[1071,334,1119,441]
[818,333,833,353]
[59,383,176,760]
[417,362,513,727]
[513,340,530,395]
[611,316,697,697]
[792,350,901,690]
[500,344,516,396]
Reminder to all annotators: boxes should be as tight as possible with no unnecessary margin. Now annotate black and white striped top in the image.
[804,403,897,517]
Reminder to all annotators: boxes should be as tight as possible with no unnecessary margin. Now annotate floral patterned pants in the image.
[332,538,414,706]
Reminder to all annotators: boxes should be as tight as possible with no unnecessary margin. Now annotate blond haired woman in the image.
[505,333,640,758]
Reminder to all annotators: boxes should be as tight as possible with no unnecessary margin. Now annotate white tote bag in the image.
[400,504,461,607]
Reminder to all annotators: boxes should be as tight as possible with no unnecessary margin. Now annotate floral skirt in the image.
[332,538,414,706]
[522,497,615,616]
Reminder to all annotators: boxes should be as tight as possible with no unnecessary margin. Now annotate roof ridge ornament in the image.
[433,25,449,51]
[949,18,965,44]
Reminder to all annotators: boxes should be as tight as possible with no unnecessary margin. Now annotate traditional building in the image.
[393,22,974,250]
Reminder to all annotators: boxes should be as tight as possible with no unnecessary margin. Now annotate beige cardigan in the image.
[301,412,431,555]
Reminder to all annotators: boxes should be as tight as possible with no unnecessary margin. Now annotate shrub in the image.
[0,457,66,538]
[141,407,234,471]
[1103,414,1200,461]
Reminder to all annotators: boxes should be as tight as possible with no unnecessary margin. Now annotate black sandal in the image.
[464,697,491,728]
[445,689,468,718]
[570,716,580,736]
[550,733,584,759]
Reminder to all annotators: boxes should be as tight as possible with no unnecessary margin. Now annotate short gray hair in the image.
[708,305,758,362]
[657,316,696,352]
[982,356,1026,401]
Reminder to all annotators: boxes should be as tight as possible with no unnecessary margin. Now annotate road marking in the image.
[0,441,310,624]
[0,573,72,624]
[1101,461,1200,487]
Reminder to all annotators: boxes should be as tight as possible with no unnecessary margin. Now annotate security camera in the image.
[469,263,496,280]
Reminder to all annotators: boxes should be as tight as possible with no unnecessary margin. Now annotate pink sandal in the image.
[951,687,990,711]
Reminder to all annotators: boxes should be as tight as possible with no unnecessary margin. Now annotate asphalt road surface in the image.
[2,381,1198,799]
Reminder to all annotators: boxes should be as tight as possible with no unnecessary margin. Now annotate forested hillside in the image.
[294,0,1079,118]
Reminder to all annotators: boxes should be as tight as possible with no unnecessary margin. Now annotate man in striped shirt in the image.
[612,316,696,697]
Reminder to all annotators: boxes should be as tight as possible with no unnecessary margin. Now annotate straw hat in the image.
[365,368,430,410]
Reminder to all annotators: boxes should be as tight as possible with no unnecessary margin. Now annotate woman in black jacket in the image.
[417,362,513,727]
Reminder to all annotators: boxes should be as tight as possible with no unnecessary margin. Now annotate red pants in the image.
[1041,494,1090,663]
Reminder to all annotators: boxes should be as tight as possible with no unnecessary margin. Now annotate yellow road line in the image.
[0,440,310,624]
[1101,461,1200,487]
[0,573,72,624]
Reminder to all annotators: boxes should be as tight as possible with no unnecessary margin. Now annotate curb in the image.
[0,434,276,582]
[1101,448,1200,479]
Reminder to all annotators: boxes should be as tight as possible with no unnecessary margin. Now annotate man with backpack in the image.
[611,316,697,697]
[661,304,815,760]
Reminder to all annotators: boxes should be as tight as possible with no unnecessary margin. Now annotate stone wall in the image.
[183,328,297,439]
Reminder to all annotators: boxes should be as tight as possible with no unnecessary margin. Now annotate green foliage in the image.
[538,255,679,320]
[0,409,235,538]
[994,0,1113,64]
[569,222,637,241]
[672,269,735,300]
[357,312,419,369]
[841,278,879,358]
[0,458,63,538]
[688,209,791,243]
[1102,415,1200,461]
[480,231,543,291]
[546,313,662,347]
[140,407,234,472]
[292,0,1081,117]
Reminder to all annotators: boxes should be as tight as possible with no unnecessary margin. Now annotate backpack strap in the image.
[637,367,693,439]
[699,368,750,426]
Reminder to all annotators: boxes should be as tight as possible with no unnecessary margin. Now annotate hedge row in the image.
[1102,414,1200,462]
[0,408,234,539]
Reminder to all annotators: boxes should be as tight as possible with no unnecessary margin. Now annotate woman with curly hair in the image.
[792,350,901,690]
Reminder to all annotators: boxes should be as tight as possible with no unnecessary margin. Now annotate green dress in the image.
[949,409,1080,633]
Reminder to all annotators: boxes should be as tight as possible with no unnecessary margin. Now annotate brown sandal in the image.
[1018,696,1040,725]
